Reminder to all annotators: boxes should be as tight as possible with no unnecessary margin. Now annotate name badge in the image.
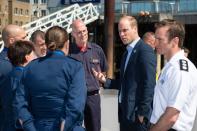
[91,58,99,64]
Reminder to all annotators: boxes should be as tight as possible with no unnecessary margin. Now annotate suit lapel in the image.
[120,51,128,79]
[124,40,141,74]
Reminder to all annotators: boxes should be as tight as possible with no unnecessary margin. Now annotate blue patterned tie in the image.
[124,46,133,71]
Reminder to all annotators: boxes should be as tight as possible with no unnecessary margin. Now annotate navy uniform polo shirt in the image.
[0,48,13,129]
[0,66,24,130]
[69,42,108,92]
[14,51,87,130]
[0,48,13,84]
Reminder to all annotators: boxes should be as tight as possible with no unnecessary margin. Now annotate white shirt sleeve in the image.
[167,66,190,111]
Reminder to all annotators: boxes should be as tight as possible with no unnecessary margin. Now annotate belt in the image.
[168,129,176,131]
[87,90,99,96]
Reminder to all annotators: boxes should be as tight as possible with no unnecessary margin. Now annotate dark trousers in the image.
[119,103,149,131]
[120,119,148,131]
[84,94,101,131]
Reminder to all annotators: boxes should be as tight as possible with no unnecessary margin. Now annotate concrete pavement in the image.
[100,89,197,131]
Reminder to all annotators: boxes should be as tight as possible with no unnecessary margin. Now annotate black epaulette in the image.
[179,59,188,72]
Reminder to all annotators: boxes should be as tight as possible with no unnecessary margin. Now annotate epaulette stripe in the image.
[179,59,188,72]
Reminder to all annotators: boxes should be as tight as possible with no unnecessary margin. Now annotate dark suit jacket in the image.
[104,39,156,126]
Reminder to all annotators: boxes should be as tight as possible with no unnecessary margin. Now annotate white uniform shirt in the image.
[150,51,197,131]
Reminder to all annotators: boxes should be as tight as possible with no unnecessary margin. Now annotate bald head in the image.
[2,24,27,47]
[143,32,156,49]
[71,19,86,31]
[71,19,88,46]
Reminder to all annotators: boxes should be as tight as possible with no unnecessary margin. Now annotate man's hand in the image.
[19,119,23,125]
[92,68,106,83]
[138,116,144,123]
[60,120,65,131]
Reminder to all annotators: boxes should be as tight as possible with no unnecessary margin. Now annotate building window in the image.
[14,8,18,14]
[34,0,38,4]
[20,9,23,15]
[25,9,29,15]
[5,5,8,12]
[34,11,38,17]
[41,0,46,4]
[15,21,18,25]
[41,10,46,16]
[19,21,23,26]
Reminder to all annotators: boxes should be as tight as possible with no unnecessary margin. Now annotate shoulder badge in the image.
[179,59,188,72]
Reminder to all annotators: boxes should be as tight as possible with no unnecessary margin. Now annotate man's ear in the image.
[25,54,29,63]
[172,37,179,48]
[8,37,15,45]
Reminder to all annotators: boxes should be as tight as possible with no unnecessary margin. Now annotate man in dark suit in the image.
[93,15,156,131]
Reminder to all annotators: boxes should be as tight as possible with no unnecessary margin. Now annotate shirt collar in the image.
[127,37,140,52]
[15,66,24,71]
[168,50,185,65]
[3,47,8,52]
[53,50,65,56]
[76,42,91,52]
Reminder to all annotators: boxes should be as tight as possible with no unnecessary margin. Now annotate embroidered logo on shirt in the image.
[179,59,188,72]
[160,79,164,85]
[90,58,99,64]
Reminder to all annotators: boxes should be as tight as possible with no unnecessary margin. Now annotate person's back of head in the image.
[7,40,37,67]
[2,24,27,48]
[143,31,156,49]
[45,26,69,55]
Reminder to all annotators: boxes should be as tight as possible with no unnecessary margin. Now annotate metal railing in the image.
[0,3,99,53]
[23,3,99,38]
[96,0,197,15]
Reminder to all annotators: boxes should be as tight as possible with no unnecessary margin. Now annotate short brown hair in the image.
[155,19,185,47]
[30,30,45,43]
[8,40,35,66]
[120,15,138,29]
[45,26,68,51]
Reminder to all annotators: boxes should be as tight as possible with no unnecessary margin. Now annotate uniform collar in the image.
[52,50,65,56]
[168,50,185,65]
[3,47,8,52]
[76,42,91,52]
[15,66,24,71]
